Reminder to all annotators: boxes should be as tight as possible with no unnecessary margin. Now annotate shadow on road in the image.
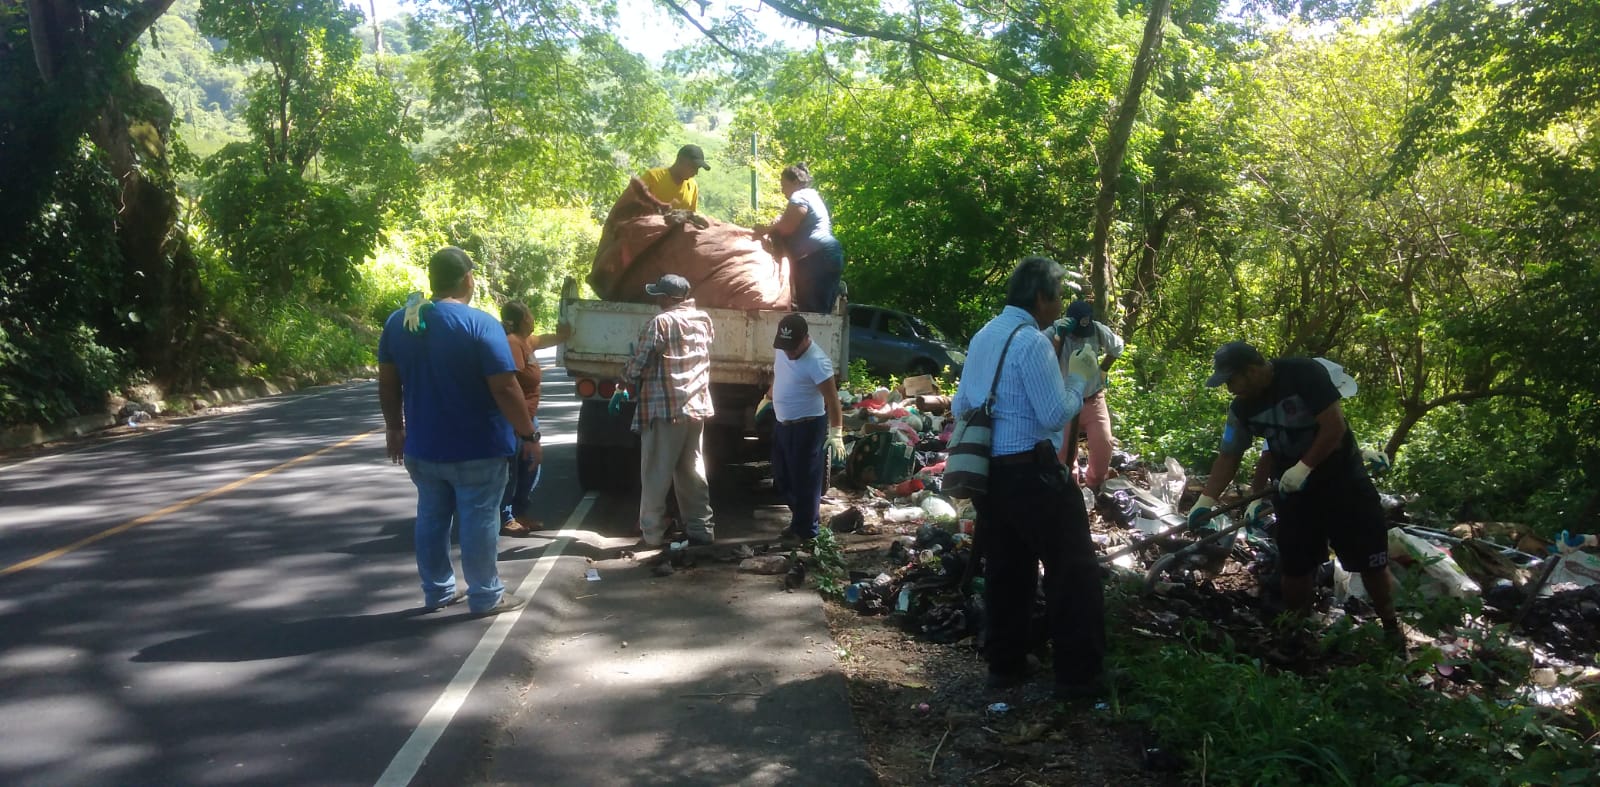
[132,608,474,663]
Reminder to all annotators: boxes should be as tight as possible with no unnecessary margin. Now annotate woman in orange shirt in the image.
[499,301,570,536]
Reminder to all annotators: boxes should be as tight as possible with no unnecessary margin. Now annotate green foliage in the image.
[808,527,849,600]
[412,1,674,211]
[1107,343,1234,471]
[200,147,384,301]
[0,144,130,424]
[135,0,251,157]
[1109,588,1598,785]
[195,0,419,303]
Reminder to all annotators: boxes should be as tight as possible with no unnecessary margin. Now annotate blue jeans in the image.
[500,456,541,524]
[405,456,509,613]
[792,241,844,313]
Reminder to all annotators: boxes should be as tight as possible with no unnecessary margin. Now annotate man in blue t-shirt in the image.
[378,247,541,617]
[1186,341,1399,645]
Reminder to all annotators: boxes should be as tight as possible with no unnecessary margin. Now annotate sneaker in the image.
[424,588,467,612]
[472,593,528,617]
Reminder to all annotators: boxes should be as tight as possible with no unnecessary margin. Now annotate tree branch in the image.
[657,0,743,60]
[760,0,1026,86]
[116,0,180,52]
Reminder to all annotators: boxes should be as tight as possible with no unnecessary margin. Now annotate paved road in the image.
[0,357,595,786]
[0,353,871,786]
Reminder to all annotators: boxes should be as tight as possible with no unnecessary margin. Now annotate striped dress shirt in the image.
[953,306,1085,455]
[620,299,716,432]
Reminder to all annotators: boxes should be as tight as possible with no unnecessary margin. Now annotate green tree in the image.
[196,0,420,300]
[410,1,674,211]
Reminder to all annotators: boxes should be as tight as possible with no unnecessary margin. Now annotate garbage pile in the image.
[815,376,1600,678]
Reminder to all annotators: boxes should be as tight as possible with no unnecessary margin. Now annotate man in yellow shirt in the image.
[639,144,710,213]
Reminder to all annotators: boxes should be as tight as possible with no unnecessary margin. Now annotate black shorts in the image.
[1274,476,1389,577]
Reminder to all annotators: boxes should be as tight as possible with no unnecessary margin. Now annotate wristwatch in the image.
[519,431,541,444]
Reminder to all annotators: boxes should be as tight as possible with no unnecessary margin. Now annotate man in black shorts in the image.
[1186,341,1399,641]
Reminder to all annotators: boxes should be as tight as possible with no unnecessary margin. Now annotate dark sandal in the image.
[500,520,534,537]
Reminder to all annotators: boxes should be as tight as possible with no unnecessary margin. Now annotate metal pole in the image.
[749,133,758,213]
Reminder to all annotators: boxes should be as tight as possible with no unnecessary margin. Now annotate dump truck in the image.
[556,278,849,493]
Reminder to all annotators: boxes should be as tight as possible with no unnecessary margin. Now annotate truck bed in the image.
[558,294,849,386]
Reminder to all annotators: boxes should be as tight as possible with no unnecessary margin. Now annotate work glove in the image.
[1279,460,1314,494]
[1554,530,1596,554]
[756,394,774,424]
[1362,448,1391,476]
[402,292,428,334]
[1065,347,1098,391]
[826,427,847,470]
[607,386,632,416]
[1186,494,1219,530]
[1244,498,1270,528]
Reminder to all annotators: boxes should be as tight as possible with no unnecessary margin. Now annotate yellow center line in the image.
[1,428,381,578]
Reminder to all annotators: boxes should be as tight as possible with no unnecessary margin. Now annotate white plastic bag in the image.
[1387,528,1480,598]
[1148,457,1187,508]
[920,496,958,523]
[885,506,925,524]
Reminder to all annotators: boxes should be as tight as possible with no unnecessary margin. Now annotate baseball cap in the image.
[773,313,809,352]
[1065,300,1094,337]
[676,144,710,171]
[644,273,691,299]
[1314,357,1359,398]
[1205,341,1265,387]
[428,246,474,294]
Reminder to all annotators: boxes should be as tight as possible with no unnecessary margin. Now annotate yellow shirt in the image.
[640,167,699,213]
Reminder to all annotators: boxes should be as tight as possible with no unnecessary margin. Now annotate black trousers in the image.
[772,416,827,537]
[973,448,1106,685]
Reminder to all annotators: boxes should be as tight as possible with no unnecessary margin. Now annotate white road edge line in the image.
[374,491,597,787]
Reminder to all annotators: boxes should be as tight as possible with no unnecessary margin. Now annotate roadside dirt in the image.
[818,519,1182,787]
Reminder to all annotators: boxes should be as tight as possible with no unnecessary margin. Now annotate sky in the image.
[363,0,817,63]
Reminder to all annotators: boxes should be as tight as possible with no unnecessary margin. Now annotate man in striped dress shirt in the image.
[619,274,716,546]
[952,256,1106,699]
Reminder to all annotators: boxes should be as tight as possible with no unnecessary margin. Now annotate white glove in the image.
[1066,347,1098,391]
[826,427,847,470]
[1279,461,1313,494]
[1186,494,1219,529]
[402,292,427,333]
[1362,448,1391,476]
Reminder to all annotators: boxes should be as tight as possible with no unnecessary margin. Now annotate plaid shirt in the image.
[620,299,715,431]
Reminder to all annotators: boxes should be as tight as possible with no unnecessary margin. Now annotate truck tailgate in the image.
[558,298,849,386]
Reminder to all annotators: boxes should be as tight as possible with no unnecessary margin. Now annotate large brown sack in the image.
[589,178,791,310]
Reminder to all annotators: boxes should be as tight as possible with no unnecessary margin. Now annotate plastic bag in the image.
[920,496,958,524]
[1387,528,1480,598]
[1147,457,1187,508]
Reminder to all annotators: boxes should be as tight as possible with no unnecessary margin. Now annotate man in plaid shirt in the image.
[617,274,716,546]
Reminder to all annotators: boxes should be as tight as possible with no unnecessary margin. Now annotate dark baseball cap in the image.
[1065,300,1094,337]
[644,273,691,299]
[428,246,474,294]
[773,313,809,352]
[1206,341,1266,387]
[676,144,710,171]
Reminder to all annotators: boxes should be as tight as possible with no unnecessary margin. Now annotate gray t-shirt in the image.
[1048,320,1124,397]
[786,187,835,259]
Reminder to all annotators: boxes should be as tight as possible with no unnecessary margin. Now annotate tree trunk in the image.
[1118,201,1179,341]
[1089,0,1171,321]
[88,78,204,387]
